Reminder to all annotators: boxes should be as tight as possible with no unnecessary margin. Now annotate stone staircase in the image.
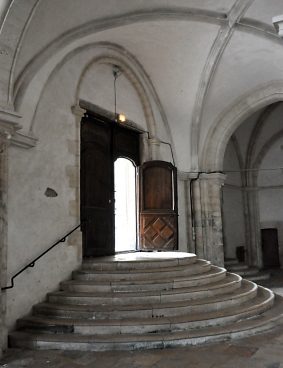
[9,252,283,351]
[225,259,270,282]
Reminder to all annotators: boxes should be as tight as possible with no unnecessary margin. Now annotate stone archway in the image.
[200,82,283,172]
[193,83,283,268]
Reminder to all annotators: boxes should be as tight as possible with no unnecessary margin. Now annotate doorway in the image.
[114,158,137,252]
[261,228,280,268]
[80,111,140,257]
[80,110,179,257]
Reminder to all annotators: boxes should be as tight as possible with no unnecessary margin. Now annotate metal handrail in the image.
[1,224,81,291]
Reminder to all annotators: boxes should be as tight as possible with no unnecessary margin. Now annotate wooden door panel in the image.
[114,125,140,165]
[83,208,114,257]
[139,161,178,250]
[140,214,177,250]
[81,117,114,257]
[81,112,141,257]
[142,166,173,209]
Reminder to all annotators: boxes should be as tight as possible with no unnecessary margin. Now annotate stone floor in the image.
[1,267,283,368]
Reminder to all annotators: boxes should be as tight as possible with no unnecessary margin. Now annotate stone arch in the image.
[16,41,174,160]
[75,54,157,137]
[200,82,283,172]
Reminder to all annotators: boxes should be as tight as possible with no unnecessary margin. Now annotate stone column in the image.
[245,186,262,268]
[198,173,226,267]
[190,175,205,258]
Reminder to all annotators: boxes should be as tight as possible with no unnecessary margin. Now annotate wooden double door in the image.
[80,112,178,257]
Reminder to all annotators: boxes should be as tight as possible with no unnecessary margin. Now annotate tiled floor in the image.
[1,268,283,368]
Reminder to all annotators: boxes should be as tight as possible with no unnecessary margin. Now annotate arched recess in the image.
[195,83,283,268]
[75,53,157,138]
[251,130,283,268]
[222,104,283,267]
[15,41,175,161]
[200,82,283,172]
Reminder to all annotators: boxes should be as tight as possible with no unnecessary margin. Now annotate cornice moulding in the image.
[10,131,38,149]
[0,109,22,132]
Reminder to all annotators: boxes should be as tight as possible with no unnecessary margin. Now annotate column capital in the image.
[199,172,226,185]
[178,171,200,181]
[0,108,22,147]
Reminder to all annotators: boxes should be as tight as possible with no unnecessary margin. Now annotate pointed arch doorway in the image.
[80,110,178,257]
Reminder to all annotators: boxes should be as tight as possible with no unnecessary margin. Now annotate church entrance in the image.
[80,110,178,257]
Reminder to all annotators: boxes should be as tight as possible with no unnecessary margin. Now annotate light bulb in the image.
[118,114,126,123]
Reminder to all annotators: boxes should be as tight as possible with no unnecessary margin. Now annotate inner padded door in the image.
[139,160,178,250]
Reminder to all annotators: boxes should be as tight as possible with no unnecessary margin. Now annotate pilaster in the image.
[148,138,160,160]
[68,105,85,249]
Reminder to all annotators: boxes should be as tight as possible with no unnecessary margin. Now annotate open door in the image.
[139,160,178,250]
[80,115,115,257]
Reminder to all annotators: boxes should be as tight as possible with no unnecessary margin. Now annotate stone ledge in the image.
[10,131,38,149]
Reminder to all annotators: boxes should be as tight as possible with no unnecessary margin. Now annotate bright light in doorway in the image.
[114,158,137,252]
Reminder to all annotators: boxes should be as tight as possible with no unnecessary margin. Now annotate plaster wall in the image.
[222,140,245,259]
[244,0,283,26]
[233,109,264,164]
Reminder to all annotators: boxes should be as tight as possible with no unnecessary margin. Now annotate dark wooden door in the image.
[139,161,178,250]
[261,228,280,268]
[80,116,114,257]
[80,112,141,257]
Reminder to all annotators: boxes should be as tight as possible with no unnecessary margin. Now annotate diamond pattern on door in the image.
[141,215,177,250]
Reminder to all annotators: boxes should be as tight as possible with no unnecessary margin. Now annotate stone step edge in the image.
[76,260,211,275]
[20,286,274,328]
[64,266,226,287]
[82,255,197,270]
[10,296,283,351]
[36,280,257,312]
[55,273,241,299]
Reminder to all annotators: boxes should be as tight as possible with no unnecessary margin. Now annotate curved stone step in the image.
[49,273,242,306]
[61,266,226,293]
[17,286,274,335]
[73,260,211,282]
[10,294,283,351]
[35,280,258,319]
[82,252,197,271]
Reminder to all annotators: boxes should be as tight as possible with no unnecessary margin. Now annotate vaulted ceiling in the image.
[1,0,283,170]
